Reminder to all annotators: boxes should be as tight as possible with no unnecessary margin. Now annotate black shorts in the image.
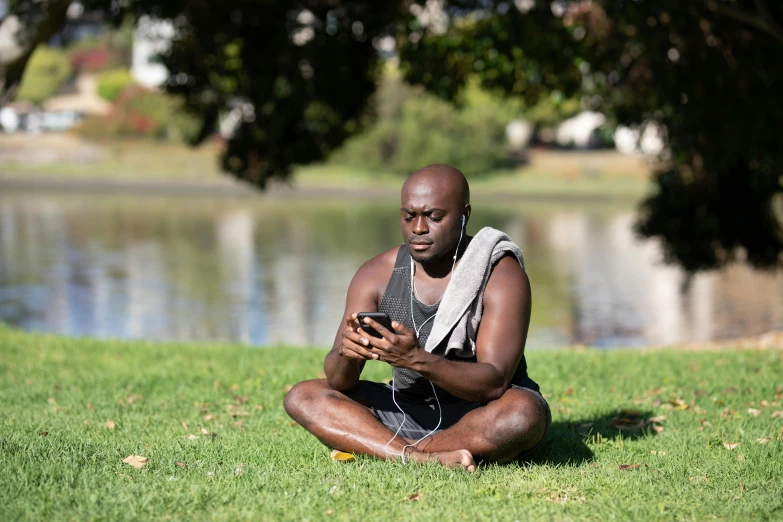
[347,380,551,457]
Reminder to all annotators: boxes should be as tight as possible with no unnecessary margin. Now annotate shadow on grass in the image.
[521,409,659,466]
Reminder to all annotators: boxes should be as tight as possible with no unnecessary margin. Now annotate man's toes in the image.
[459,449,476,472]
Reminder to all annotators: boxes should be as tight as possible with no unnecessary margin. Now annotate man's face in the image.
[400,176,464,264]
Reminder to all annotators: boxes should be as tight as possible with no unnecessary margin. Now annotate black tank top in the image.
[378,246,537,404]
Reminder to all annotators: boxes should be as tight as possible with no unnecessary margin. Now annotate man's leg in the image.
[414,388,549,463]
[283,380,476,470]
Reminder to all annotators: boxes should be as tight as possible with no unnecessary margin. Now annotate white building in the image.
[131,16,174,89]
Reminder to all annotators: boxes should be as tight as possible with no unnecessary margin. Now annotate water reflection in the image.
[0,192,780,348]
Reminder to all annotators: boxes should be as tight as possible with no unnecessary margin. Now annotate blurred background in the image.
[1,0,781,349]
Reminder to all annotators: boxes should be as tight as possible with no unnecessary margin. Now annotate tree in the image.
[1,0,781,272]
[15,44,71,104]
[397,0,783,272]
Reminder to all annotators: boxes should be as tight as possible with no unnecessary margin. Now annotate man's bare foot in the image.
[410,449,476,472]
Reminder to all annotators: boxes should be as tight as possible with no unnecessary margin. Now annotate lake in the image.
[1,191,781,348]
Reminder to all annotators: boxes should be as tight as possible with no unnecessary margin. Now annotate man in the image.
[284,164,549,471]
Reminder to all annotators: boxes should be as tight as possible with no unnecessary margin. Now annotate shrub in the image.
[96,68,136,102]
[15,46,73,105]
[75,85,200,143]
[331,77,513,176]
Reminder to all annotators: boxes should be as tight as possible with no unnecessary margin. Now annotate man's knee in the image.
[490,389,548,449]
[283,379,327,420]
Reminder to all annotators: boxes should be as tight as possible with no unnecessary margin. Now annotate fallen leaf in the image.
[289,421,299,427]
[648,415,667,424]
[770,410,783,419]
[722,408,738,418]
[747,408,761,417]
[722,442,739,450]
[408,492,423,501]
[756,438,771,444]
[200,427,209,436]
[47,397,57,405]
[618,464,640,471]
[722,387,738,395]
[669,398,690,410]
[233,395,249,404]
[649,451,667,456]
[254,405,264,411]
[700,418,712,427]
[760,400,770,408]
[610,413,645,432]
[325,509,335,516]
[689,476,708,482]
[38,431,48,436]
[181,421,188,431]
[177,461,185,467]
[564,387,574,396]
[206,471,215,479]
[180,434,198,440]
[104,420,116,430]
[127,394,143,404]
[87,403,94,410]
[651,424,665,434]
[123,455,148,469]
[330,450,355,462]
[203,414,217,421]
[646,387,664,395]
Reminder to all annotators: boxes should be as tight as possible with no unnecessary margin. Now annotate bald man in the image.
[284,164,549,471]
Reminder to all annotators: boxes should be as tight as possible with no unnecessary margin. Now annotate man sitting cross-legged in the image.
[284,164,550,471]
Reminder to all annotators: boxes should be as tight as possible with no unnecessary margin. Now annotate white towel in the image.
[424,227,525,357]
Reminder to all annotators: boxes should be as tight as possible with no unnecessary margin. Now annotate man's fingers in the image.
[343,330,380,359]
[361,317,397,342]
[391,320,414,337]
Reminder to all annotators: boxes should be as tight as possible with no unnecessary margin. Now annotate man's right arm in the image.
[323,260,383,391]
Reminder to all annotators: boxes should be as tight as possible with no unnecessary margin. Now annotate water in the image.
[1,191,781,348]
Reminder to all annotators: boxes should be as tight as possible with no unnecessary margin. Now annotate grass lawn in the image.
[1,324,781,521]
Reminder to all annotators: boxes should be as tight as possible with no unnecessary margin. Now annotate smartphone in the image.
[356,312,395,339]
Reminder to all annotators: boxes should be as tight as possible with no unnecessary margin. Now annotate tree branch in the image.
[709,0,783,45]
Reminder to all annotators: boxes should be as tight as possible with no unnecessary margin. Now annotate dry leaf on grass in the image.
[669,398,689,410]
[770,410,783,419]
[325,509,335,516]
[564,387,575,396]
[756,438,771,444]
[610,412,645,432]
[760,400,770,408]
[747,408,761,417]
[647,415,667,424]
[181,421,188,431]
[649,451,667,456]
[38,431,48,436]
[180,434,198,440]
[722,408,738,418]
[203,414,217,421]
[47,397,56,405]
[123,455,148,469]
[408,493,423,501]
[177,461,185,467]
[722,442,739,450]
[618,464,640,470]
[330,450,355,462]
[650,424,665,434]
[104,420,115,430]
[254,405,264,411]
[200,427,209,436]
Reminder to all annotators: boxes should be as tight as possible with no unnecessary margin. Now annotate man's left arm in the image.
[362,256,531,404]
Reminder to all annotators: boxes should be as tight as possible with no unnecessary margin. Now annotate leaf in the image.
[180,434,198,440]
[669,398,689,410]
[38,431,48,436]
[47,397,56,405]
[756,438,771,444]
[760,400,770,408]
[233,395,249,404]
[181,421,188,431]
[610,414,645,432]
[648,415,667,423]
[104,420,116,430]
[722,408,738,418]
[325,509,335,516]
[649,451,667,456]
[123,455,148,469]
[200,427,210,436]
[203,414,217,421]
[330,450,355,462]
[564,387,574,396]
[408,492,423,501]
[722,442,739,450]
[747,408,761,416]
[770,410,783,419]
[177,461,185,467]
[618,464,640,470]
[651,424,664,434]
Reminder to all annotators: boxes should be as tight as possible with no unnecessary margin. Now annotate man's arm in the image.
[323,251,395,391]
[359,256,531,403]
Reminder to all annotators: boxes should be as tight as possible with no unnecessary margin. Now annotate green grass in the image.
[2,324,782,521]
[1,137,652,200]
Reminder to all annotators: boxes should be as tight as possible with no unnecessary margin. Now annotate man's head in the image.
[400,164,471,264]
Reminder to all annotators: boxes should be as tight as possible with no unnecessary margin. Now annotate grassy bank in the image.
[1,324,781,521]
[0,136,652,200]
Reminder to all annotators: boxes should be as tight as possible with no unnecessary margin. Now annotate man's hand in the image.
[339,313,380,361]
[358,317,426,368]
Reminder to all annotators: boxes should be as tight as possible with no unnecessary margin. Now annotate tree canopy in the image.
[1,0,781,272]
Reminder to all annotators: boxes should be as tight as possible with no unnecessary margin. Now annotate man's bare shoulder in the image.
[484,254,529,304]
[352,245,402,286]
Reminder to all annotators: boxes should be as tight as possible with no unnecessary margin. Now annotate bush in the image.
[331,77,513,176]
[96,68,135,102]
[75,85,200,142]
[15,46,73,105]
